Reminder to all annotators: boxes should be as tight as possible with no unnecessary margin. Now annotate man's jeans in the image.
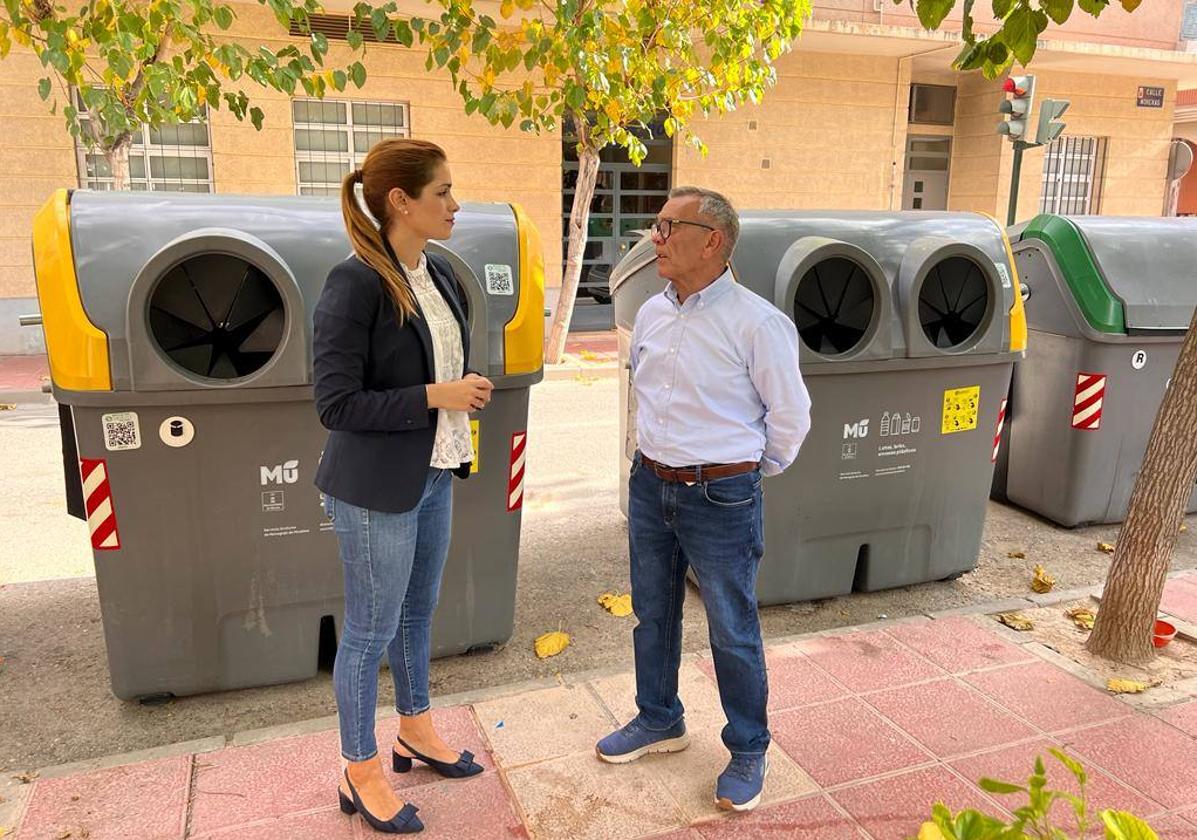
[323,468,452,762]
[628,452,770,756]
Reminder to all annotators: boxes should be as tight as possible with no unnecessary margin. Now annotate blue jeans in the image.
[628,452,769,756]
[324,469,452,762]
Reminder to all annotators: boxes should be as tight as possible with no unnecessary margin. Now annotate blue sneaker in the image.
[595,716,690,764]
[715,753,769,812]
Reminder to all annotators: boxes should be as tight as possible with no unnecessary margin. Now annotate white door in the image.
[903,137,951,211]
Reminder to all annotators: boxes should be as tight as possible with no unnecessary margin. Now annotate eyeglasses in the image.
[650,218,717,242]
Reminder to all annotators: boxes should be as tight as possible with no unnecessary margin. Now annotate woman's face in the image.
[390,162,459,241]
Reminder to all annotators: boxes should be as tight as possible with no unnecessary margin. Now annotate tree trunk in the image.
[105,134,133,190]
[545,118,600,365]
[1086,305,1197,664]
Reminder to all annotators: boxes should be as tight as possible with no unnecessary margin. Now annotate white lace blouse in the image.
[403,254,474,469]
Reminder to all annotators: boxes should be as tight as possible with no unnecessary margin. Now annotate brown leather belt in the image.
[641,454,759,483]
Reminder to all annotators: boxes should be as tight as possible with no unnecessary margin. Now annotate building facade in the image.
[2,0,1196,349]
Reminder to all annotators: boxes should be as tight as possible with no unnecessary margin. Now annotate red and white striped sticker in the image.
[991,397,1008,463]
[1072,372,1107,431]
[507,431,526,512]
[81,458,121,550]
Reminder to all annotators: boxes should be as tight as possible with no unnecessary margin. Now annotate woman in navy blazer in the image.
[314,139,493,835]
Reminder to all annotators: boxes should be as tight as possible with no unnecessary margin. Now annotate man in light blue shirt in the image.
[596,187,812,812]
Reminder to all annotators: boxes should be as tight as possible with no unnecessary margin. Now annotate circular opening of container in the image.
[918,256,991,350]
[792,256,876,357]
[148,253,284,380]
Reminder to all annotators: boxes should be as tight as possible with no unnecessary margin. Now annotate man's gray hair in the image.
[668,185,740,260]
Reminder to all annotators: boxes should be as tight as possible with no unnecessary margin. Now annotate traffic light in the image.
[1036,99,1069,146]
[997,75,1035,141]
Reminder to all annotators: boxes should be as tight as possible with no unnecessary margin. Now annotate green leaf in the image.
[392,20,413,47]
[1048,749,1087,787]
[916,0,954,28]
[979,778,1026,795]
[1077,0,1108,16]
[993,0,1016,17]
[250,106,264,130]
[953,40,988,71]
[350,61,366,87]
[565,84,584,110]
[38,77,51,100]
[333,69,347,90]
[346,29,363,50]
[311,31,328,55]
[1101,811,1159,840]
[1040,0,1073,25]
[213,6,234,29]
[371,8,389,41]
[986,39,1009,63]
[1003,3,1045,65]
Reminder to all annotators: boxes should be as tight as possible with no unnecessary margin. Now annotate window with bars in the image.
[1040,136,1108,215]
[74,95,214,192]
[292,99,410,195]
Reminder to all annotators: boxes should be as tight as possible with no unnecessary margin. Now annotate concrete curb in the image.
[0,389,52,405]
[542,363,619,382]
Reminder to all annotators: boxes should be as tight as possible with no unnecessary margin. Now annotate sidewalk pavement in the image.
[0,331,618,399]
[5,572,1197,840]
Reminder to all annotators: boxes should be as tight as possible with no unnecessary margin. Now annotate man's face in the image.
[651,196,721,282]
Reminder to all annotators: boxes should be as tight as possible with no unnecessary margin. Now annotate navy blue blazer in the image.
[313,249,473,513]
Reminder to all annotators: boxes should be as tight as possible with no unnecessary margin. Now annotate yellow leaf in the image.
[997,612,1034,631]
[597,592,633,617]
[918,822,948,840]
[1007,550,1026,559]
[1106,678,1159,694]
[603,99,622,123]
[1031,564,1055,594]
[1181,523,1188,533]
[1097,542,1115,554]
[1066,605,1096,630]
[534,630,570,659]
[499,0,514,18]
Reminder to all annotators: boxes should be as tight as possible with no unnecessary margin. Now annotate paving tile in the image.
[591,662,725,730]
[1150,813,1197,839]
[1161,577,1197,625]
[771,697,932,788]
[188,729,341,836]
[1064,715,1197,810]
[635,727,817,822]
[1158,700,1197,738]
[885,617,1036,674]
[192,807,354,839]
[697,647,850,713]
[14,755,189,840]
[796,630,946,693]
[640,831,703,840]
[505,751,687,840]
[379,705,497,790]
[691,794,866,839]
[831,765,1003,840]
[396,772,527,839]
[473,684,614,768]
[965,661,1131,733]
[864,678,1038,759]
[950,738,1167,835]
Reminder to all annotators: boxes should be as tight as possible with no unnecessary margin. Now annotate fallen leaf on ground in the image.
[1007,550,1026,559]
[1031,564,1056,594]
[597,592,633,617]
[997,613,1034,631]
[578,349,601,361]
[1097,542,1116,554]
[12,771,37,784]
[1181,523,1189,533]
[0,404,14,411]
[1106,678,1160,694]
[533,630,570,659]
[0,827,9,838]
[1066,606,1096,630]
[55,831,71,839]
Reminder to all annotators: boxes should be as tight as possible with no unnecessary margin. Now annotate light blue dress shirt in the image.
[631,269,813,477]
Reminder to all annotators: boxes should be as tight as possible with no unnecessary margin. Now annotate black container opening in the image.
[149,253,284,379]
[793,257,876,356]
[918,256,990,349]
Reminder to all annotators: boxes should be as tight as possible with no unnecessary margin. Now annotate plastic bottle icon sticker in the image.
[880,412,891,437]
[159,416,195,448]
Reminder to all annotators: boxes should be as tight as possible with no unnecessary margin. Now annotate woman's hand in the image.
[426,373,495,412]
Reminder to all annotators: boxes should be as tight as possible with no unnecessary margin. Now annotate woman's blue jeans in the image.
[324,468,452,762]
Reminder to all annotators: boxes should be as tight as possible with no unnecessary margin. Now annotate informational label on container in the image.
[485,264,514,295]
[941,386,980,434]
[995,263,1012,288]
[262,525,310,539]
[878,443,917,459]
[102,411,141,451]
[875,464,913,477]
[470,419,480,474]
[838,469,870,481]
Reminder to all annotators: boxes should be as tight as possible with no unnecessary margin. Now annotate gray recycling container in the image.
[994,214,1197,527]
[31,189,544,700]
[611,211,1028,605]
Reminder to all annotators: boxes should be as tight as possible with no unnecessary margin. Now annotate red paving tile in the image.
[380,705,496,790]
[885,617,1035,674]
[1161,576,1197,625]
[0,355,49,391]
[1151,813,1197,839]
[397,773,527,839]
[965,661,1131,733]
[864,679,1038,759]
[949,739,1167,834]
[697,648,850,712]
[188,729,342,836]
[796,630,946,693]
[1158,700,1197,738]
[1064,715,1197,810]
[831,765,1003,840]
[191,807,354,839]
[15,756,190,840]
[691,794,865,839]
[771,697,932,787]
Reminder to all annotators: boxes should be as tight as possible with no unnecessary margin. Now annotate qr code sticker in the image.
[102,411,141,451]
[485,264,514,296]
